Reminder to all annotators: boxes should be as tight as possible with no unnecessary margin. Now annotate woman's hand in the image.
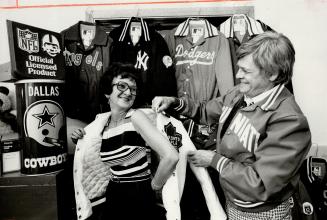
[71,128,86,144]
[187,150,216,167]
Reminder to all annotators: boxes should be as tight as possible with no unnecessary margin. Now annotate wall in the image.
[0,0,327,150]
[254,0,327,156]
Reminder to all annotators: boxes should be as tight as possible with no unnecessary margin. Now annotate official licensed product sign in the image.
[7,20,65,80]
[15,79,67,175]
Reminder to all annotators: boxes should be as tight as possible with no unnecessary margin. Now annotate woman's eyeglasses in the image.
[112,81,137,96]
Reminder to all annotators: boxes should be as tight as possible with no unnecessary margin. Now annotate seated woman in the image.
[72,63,179,220]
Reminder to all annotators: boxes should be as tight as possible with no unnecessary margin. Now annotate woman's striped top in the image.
[100,112,151,182]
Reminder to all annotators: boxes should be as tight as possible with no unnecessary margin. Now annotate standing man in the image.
[152,31,311,219]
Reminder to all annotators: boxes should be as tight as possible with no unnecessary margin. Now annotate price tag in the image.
[130,22,142,45]
[81,29,95,47]
[191,27,204,43]
[233,18,246,36]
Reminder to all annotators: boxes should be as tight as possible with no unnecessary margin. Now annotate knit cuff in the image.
[173,98,184,112]
[210,153,229,173]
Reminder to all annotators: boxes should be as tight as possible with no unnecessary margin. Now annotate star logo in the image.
[32,105,58,128]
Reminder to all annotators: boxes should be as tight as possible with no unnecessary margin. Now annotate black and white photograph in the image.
[0,0,326,219]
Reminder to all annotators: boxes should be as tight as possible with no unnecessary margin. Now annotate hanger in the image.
[189,17,205,25]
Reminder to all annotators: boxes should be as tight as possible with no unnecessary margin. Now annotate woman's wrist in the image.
[151,180,163,191]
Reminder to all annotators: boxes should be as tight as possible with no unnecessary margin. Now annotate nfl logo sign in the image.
[17,28,39,53]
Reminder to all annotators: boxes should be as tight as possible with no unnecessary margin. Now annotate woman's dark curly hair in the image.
[99,62,143,110]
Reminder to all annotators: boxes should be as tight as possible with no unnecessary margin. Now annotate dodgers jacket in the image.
[173,84,311,212]
[61,21,112,122]
[164,17,234,102]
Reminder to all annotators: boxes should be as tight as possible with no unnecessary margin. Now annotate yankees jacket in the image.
[109,17,177,105]
[164,17,234,102]
[173,84,311,212]
[61,21,112,122]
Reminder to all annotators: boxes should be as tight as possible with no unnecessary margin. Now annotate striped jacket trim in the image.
[219,14,264,38]
[119,17,150,42]
[174,17,219,38]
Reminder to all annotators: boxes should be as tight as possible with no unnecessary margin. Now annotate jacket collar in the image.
[64,21,108,46]
[118,17,150,42]
[219,14,264,38]
[174,17,219,38]
[233,84,289,111]
[258,84,287,111]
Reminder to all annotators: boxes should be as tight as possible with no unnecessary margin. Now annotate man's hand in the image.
[152,96,177,113]
[187,150,216,167]
[71,128,86,144]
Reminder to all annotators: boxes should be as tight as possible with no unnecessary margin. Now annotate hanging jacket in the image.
[300,156,327,219]
[109,17,177,106]
[61,21,112,122]
[219,14,266,84]
[164,17,234,102]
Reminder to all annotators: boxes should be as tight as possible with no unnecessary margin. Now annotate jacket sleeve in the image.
[215,35,234,96]
[150,31,177,98]
[210,114,311,203]
[173,95,224,126]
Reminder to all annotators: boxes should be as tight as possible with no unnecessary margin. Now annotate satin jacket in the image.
[174,84,311,212]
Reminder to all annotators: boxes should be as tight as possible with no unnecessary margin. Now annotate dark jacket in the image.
[61,21,112,122]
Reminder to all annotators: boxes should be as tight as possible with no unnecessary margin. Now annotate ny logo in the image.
[135,50,149,71]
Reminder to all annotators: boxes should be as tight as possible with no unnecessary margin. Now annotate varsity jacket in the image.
[164,17,234,102]
[300,156,327,219]
[173,84,311,212]
[109,17,177,105]
[157,113,226,220]
[61,21,112,122]
[218,15,294,93]
[291,180,318,220]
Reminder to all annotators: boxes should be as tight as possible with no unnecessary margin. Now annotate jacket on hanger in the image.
[61,21,112,123]
[164,17,234,103]
[219,14,294,92]
[109,17,177,106]
[219,14,268,84]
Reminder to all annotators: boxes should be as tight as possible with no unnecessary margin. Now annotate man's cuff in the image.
[210,153,230,173]
[173,98,184,112]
